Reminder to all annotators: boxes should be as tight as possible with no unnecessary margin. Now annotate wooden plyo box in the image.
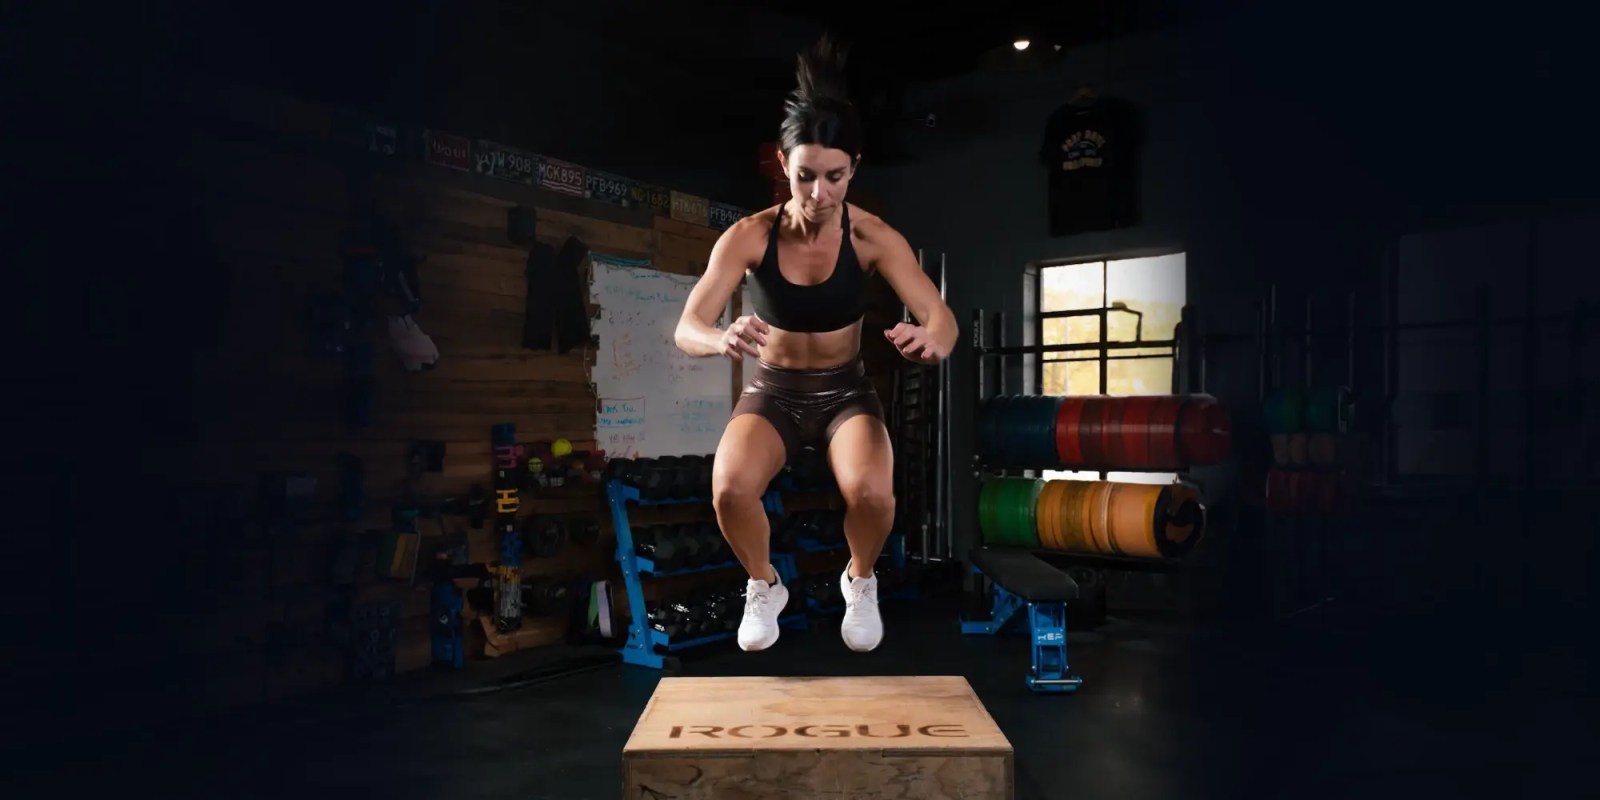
[622,675,1013,800]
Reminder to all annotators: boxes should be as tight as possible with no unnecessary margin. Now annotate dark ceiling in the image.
[751,0,1188,82]
[529,0,1188,87]
[110,0,1198,182]
[156,0,1185,116]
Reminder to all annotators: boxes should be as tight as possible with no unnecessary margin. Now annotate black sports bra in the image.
[744,204,867,333]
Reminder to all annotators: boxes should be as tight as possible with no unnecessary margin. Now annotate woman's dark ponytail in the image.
[790,34,850,106]
[779,34,863,160]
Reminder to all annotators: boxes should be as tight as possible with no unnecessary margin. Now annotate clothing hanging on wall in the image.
[1038,91,1141,236]
[523,234,592,354]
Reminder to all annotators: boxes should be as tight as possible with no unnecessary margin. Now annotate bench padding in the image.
[969,547,1079,603]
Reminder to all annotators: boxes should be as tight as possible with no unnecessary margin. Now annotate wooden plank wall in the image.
[154,83,905,716]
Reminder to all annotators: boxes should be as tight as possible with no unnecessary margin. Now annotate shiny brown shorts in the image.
[732,358,885,460]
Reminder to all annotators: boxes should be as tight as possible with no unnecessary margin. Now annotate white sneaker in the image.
[839,562,883,652]
[738,570,789,652]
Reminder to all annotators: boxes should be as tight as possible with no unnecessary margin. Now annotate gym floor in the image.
[19,588,1591,799]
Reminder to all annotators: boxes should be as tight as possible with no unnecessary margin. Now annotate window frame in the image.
[1026,247,1188,398]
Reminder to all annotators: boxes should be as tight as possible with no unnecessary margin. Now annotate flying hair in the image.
[779,33,863,160]
[790,33,851,106]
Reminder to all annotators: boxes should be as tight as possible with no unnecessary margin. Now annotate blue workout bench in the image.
[961,547,1083,694]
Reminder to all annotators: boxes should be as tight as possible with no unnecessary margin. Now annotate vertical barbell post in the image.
[937,252,951,560]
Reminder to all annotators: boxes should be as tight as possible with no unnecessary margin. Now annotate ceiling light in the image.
[1013,39,1030,51]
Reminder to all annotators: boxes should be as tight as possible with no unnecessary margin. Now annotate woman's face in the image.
[781,144,856,221]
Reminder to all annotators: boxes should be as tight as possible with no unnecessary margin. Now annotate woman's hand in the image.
[720,315,770,360]
[885,322,951,364]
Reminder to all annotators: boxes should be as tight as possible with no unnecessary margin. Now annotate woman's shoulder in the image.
[844,201,896,230]
[846,203,903,245]
[732,205,781,232]
[718,206,780,247]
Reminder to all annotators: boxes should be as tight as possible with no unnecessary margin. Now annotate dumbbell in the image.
[689,521,728,566]
[661,599,705,640]
[668,522,698,569]
[602,458,636,499]
[689,585,738,634]
[691,521,721,569]
[770,512,799,552]
[671,455,702,500]
[697,454,715,497]
[622,458,649,487]
[565,516,599,546]
[662,522,700,569]
[651,456,698,501]
[814,510,846,545]
[647,602,686,641]
[676,597,714,638]
[699,522,727,568]
[631,525,661,565]
[637,524,681,572]
[707,587,737,631]
[714,581,745,627]
[654,455,681,499]
[523,514,566,558]
[670,455,702,500]
[523,576,571,615]
[663,523,699,571]
[702,520,732,565]
[672,518,704,569]
[636,457,670,500]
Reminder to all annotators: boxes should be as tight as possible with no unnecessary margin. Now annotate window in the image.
[1034,252,1187,484]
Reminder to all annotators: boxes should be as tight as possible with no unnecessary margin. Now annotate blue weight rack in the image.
[605,478,808,669]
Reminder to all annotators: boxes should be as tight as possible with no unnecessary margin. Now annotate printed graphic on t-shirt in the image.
[1059,129,1107,170]
[1040,97,1139,236]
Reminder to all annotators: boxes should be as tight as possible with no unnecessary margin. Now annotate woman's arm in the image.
[860,217,959,362]
[675,217,764,357]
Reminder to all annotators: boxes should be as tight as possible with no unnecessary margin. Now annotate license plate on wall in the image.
[585,169,632,207]
[425,130,472,171]
[539,157,587,196]
[474,140,537,183]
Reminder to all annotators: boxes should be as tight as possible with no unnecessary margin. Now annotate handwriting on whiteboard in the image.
[609,332,640,380]
[588,257,735,458]
[669,396,730,435]
[598,398,645,427]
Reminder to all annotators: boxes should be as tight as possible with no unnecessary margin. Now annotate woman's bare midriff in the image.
[756,320,863,369]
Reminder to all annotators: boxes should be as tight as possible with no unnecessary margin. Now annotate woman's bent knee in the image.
[841,479,895,519]
[712,414,786,516]
[711,474,765,516]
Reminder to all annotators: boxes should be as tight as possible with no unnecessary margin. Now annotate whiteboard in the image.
[589,255,734,458]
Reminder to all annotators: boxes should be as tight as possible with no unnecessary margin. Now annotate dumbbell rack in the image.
[782,514,916,615]
[605,479,808,670]
[802,537,917,614]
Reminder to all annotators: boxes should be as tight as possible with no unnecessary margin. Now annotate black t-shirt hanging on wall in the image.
[1038,95,1140,237]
